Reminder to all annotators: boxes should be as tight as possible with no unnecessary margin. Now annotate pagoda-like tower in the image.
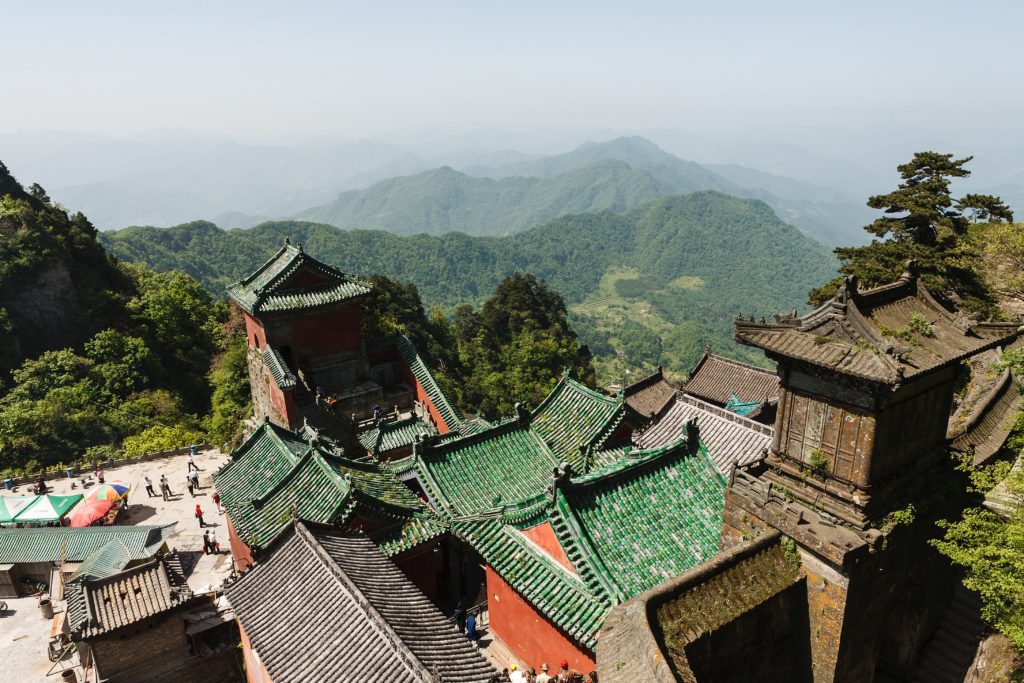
[227,241,374,430]
[725,262,1019,682]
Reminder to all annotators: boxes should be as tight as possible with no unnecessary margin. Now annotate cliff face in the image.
[0,161,132,377]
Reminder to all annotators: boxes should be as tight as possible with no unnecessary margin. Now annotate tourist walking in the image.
[466,611,477,643]
[195,503,206,528]
[160,474,172,500]
[188,469,200,491]
[510,664,525,683]
[187,453,198,472]
[186,474,194,497]
[213,491,222,514]
[535,664,552,683]
[211,530,220,554]
[144,475,156,497]
[203,531,211,555]
[96,466,105,484]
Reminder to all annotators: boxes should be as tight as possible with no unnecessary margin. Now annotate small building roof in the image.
[357,415,436,456]
[624,367,677,417]
[948,349,1023,464]
[734,263,1021,385]
[226,521,495,683]
[682,350,778,407]
[638,394,772,475]
[226,243,372,316]
[214,422,431,551]
[0,524,174,564]
[67,558,191,638]
[531,374,625,465]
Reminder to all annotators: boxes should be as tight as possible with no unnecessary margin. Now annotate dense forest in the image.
[102,191,837,380]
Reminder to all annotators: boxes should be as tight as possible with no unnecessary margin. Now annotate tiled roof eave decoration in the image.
[736,266,1022,385]
[395,335,464,431]
[226,243,372,315]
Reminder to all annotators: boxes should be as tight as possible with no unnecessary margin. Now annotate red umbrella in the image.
[69,499,114,528]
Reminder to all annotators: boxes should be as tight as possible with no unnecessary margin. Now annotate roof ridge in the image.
[677,394,774,435]
[550,490,625,603]
[251,447,349,509]
[291,523,431,681]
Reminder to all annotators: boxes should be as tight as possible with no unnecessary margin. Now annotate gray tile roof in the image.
[682,350,779,407]
[624,367,677,417]
[68,559,192,638]
[226,522,495,683]
[638,394,772,475]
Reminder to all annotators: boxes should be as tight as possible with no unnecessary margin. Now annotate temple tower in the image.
[227,241,379,430]
[724,263,1019,681]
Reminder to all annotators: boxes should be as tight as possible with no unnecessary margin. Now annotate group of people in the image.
[202,529,221,555]
[492,660,597,683]
[143,474,176,501]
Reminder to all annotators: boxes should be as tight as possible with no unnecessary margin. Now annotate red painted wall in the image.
[264,305,363,361]
[520,523,577,574]
[244,312,267,351]
[239,621,274,683]
[225,513,255,573]
[486,566,596,673]
[401,363,451,433]
[267,380,298,427]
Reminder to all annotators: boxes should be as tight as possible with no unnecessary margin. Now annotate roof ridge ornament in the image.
[685,417,700,455]
[515,402,531,427]
[899,259,918,282]
[547,462,573,502]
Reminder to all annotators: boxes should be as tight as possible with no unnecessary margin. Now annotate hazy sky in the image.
[2,1,1022,147]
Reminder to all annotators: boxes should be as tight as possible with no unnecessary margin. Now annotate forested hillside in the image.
[0,162,234,474]
[102,192,837,379]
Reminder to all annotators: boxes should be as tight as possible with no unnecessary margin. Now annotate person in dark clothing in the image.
[203,531,211,555]
[466,611,477,643]
[452,600,466,634]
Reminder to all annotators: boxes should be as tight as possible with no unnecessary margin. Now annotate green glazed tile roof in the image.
[395,335,464,431]
[0,525,174,564]
[358,415,436,456]
[553,440,726,601]
[227,243,372,315]
[371,513,446,557]
[215,422,428,550]
[452,515,610,650]
[261,348,298,390]
[416,421,557,516]
[68,539,133,582]
[531,375,624,469]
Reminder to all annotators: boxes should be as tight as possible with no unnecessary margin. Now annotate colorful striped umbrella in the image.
[69,499,114,528]
[84,482,130,502]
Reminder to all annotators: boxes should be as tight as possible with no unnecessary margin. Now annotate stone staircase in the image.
[910,584,987,683]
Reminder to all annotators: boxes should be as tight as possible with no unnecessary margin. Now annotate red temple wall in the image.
[225,513,255,573]
[520,523,577,574]
[401,363,451,433]
[244,313,267,351]
[239,621,274,683]
[265,305,363,360]
[486,566,596,673]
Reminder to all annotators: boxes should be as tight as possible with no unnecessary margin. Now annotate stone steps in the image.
[910,583,986,683]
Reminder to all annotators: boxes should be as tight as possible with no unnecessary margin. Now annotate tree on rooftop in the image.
[809,152,1007,319]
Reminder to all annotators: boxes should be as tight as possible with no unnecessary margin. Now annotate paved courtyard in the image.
[0,447,234,681]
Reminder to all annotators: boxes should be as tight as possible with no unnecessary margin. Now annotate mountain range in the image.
[99,191,837,378]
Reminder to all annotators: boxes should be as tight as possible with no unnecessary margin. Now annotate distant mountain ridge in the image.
[297,136,872,246]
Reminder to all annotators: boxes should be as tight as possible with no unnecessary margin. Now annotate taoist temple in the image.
[216,246,1022,682]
